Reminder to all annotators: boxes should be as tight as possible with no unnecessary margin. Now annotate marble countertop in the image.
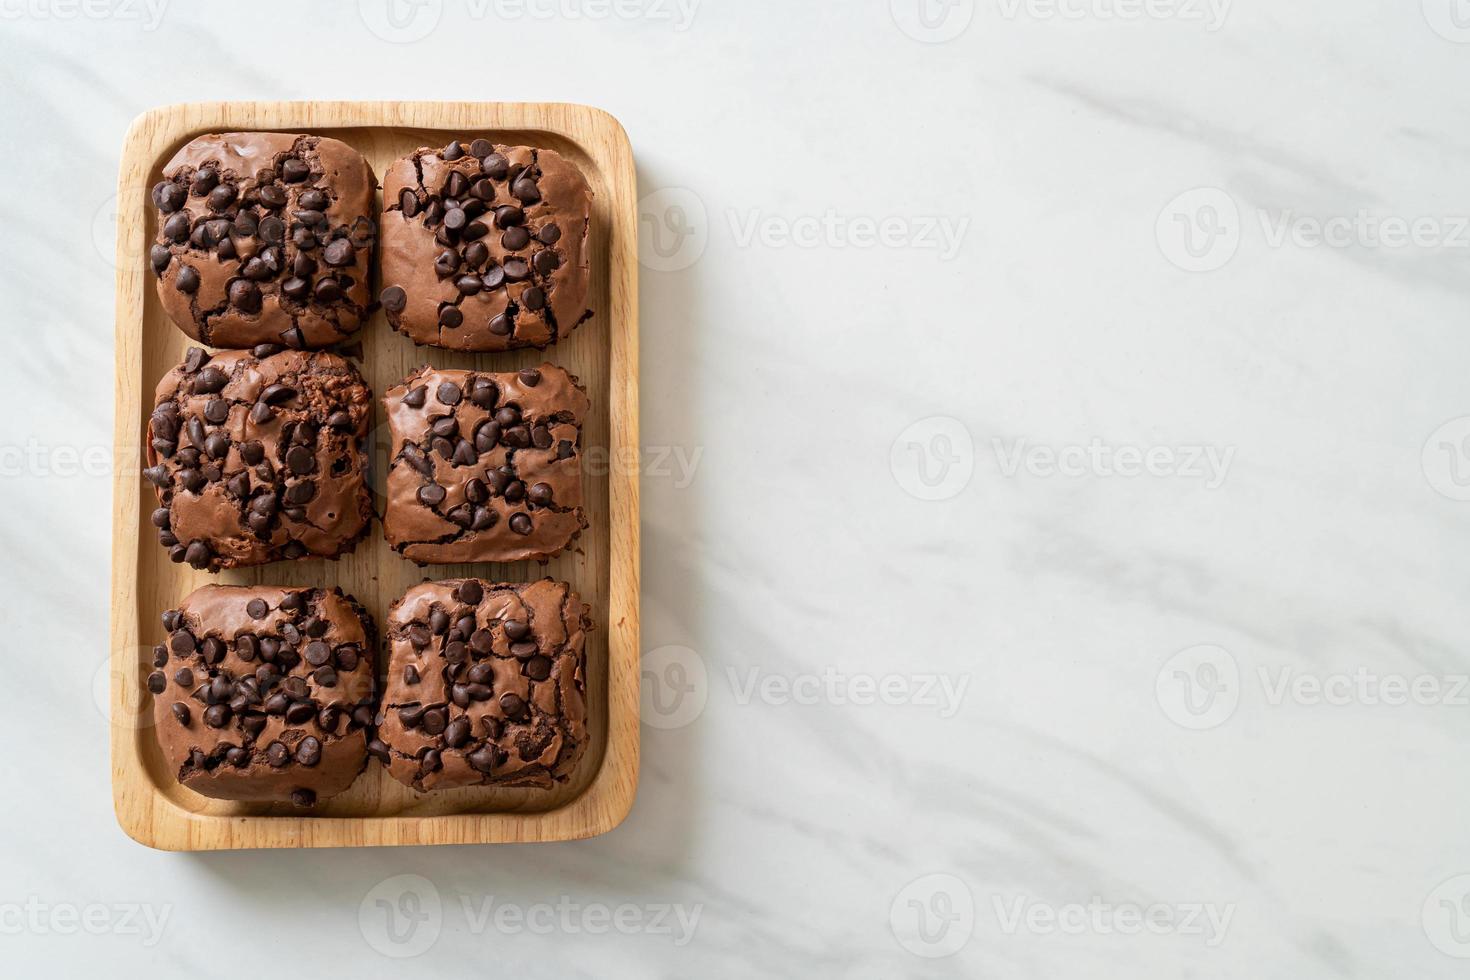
[4,1,1468,976]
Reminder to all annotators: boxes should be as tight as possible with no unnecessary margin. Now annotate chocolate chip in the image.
[190,168,218,195]
[281,159,310,183]
[313,278,342,303]
[442,717,471,748]
[266,741,289,767]
[462,220,489,241]
[368,739,391,762]
[508,513,533,535]
[512,177,541,204]
[494,205,524,228]
[531,425,552,449]
[522,286,546,311]
[456,275,482,296]
[184,541,212,568]
[381,285,407,314]
[323,238,354,266]
[207,183,237,211]
[525,655,552,681]
[149,244,172,275]
[537,222,562,244]
[204,703,232,728]
[304,640,331,667]
[482,153,510,179]
[469,138,493,158]
[519,367,542,387]
[228,279,261,313]
[502,226,531,251]
[147,671,167,694]
[417,483,446,506]
[162,212,190,243]
[437,381,462,405]
[295,737,322,766]
[439,305,464,329]
[398,703,425,727]
[482,267,507,293]
[399,188,420,216]
[443,140,465,160]
[468,745,501,773]
[457,580,483,605]
[261,383,296,405]
[403,385,428,409]
[171,702,192,726]
[504,258,530,281]
[253,214,282,244]
[204,432,230,459]
[445,171,469,198]
[286,445,315,475]
[504,619,530,642]
[421,708,447,736]
[154,181,186,213]
[499,692,529,720]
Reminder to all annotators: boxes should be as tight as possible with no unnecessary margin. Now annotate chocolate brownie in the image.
[146,585,377,806]
[149,132,377,349]
[372,578,590,792]
[142,347,373,571]
[381,364,588,564]
[378,139,591,351]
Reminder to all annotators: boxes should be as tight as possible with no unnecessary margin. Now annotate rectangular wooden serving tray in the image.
[110,101,639,850]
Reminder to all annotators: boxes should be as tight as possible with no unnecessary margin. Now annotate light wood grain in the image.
[110,102,639,850]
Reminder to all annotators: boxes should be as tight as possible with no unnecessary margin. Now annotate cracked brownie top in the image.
[143,346,374,571]
[381,363,588,564]
[378,139,592,352]
[149,132,377,349]
[148,584,377,806]
[373,578,590,792]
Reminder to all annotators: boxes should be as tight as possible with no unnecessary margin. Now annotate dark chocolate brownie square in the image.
[378,139,591,351]
[143,347,373,571]
[149,132,377,349]
[372,578,590,792]
[381,364,588,564]
[146,585,376,806]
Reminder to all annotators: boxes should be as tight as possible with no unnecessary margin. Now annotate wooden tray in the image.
[109,102,639,850]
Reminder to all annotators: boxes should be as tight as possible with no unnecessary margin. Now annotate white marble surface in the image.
[3,0,1469,975]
